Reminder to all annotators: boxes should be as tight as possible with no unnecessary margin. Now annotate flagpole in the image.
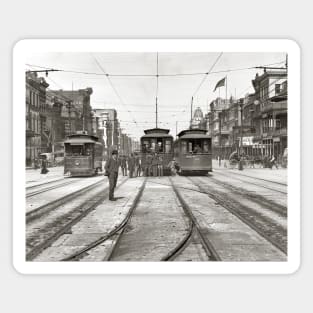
[225,75,228,104]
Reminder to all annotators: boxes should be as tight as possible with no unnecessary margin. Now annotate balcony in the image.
[262,127,287,137]
[261,100,287,113]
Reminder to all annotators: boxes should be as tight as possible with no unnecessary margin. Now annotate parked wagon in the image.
[63,132,103,176]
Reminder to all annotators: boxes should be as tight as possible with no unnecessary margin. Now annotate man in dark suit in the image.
[105,150,120,201]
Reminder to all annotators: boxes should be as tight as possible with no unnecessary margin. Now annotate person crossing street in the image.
[105,150,120,201]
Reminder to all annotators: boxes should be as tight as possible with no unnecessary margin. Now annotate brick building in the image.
[25,72,49,166]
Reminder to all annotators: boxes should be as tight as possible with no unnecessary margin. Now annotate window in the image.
[181,141,187,153]
[165,140,172,153]
[275,84,281,95]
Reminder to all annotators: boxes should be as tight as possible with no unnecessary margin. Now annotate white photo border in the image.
[13,39,300,274]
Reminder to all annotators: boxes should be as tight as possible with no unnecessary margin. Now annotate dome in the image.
[193,107,203,119]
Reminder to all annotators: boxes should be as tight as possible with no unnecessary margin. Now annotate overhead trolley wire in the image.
[91,54,139,129]
[25,60,286,78]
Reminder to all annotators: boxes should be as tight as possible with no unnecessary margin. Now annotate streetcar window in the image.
[165,140,172,153]
[71,145,83,156]
[203,140,209,152]
[181,141,187,153]
[188,141,193,153]
[150,139,156,152]
[156,139,163,152]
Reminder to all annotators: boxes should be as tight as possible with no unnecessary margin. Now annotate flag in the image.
[213,77,226,92]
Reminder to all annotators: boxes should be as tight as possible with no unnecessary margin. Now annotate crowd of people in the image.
[105,150,177,201]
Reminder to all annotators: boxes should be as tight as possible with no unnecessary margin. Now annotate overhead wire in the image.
[25,60,286,78]
[91,54,139,129]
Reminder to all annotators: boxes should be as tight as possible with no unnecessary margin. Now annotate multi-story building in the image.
[252,69,288,158]
[205,69,288,161]
[92,108,119,157]
[51,88,94,134]
[25,72,49,166]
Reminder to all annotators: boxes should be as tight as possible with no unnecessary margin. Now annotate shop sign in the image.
[242,136,253,146]
[273,137,280,142]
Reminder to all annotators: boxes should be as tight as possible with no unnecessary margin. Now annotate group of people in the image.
[104,150,173,201]
[142,153,164,177]
[119,153,141,178]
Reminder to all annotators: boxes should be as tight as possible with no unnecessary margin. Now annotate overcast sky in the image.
[25,52,286,140]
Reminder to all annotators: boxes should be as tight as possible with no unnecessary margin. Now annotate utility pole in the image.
[190,96,194,128]
[239,102,244,171]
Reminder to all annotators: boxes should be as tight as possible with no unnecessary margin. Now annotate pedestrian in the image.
[40,158,49,174]
[120,155,127,176]
[152,153,158,177]
[145,153,153,176]
[128,153,135,178]
[136,155,142,177]
[270,155,278,169]
[157,154,163,177]
[134,153,140,177]
[105,150,120,201]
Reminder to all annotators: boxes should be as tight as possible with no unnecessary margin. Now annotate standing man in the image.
[152,153,158,177]
[105,150,120,201]
[128,153,135,178]
[157,154,163,177]
[120,155,127,176]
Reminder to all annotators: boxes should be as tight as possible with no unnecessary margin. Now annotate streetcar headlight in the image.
[75,161,80,166]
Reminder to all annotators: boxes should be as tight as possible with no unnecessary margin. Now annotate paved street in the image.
[26,165,287,262]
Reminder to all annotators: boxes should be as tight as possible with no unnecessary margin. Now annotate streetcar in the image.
[140,128,174,175]
[63,132,103,176]
[174,129,212,175]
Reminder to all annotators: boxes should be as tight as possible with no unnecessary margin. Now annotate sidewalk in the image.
[212,160,287,184]
[26,166,65,185]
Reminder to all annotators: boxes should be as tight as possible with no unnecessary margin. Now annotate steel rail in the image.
[26,180,79,198]
[26,178,106,223]
[169,177,221,261]
[202,176,287,217]
[187,177,287,255]
[26,177,129,261]
[62,178,147,262]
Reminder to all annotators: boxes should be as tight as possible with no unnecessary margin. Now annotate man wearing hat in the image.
[105,150,120,201]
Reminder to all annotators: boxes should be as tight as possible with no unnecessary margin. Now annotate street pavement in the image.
[212,160,287,184]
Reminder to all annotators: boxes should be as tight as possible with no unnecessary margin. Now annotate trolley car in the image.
[64,132,103,176]
[140,128,174,175]
[174,129,212,175]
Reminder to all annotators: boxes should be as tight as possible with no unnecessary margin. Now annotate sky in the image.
[25,52,286,140]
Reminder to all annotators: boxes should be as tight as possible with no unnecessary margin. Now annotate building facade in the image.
[205,69,288,162]
[25,72,49,166]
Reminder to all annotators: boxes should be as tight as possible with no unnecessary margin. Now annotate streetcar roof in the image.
[178,134,211,139]
[177,129,210,139]
[141,133,173,139]
[64,137,97,144]
[143,128,170,135]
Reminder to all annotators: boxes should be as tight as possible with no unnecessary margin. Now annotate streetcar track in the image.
[26,178,106,223]
[213,169,287,188]
[63,178,147,262]
[26,177,129,261]
[26,179,79,198]
[187,177,287,255]
[201,176,287,217]
[169,177,221,261]
[26,177,65,190]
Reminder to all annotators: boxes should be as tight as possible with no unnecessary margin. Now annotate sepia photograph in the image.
[13,39,300,274]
